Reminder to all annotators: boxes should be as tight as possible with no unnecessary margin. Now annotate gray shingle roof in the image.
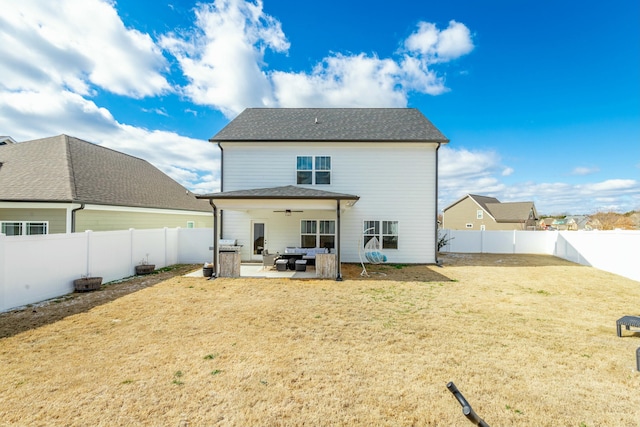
[211,108,449,142]
[0,135,210,212]
[197,185,359,201]
[486,202,536,222]
[468,194,501,214]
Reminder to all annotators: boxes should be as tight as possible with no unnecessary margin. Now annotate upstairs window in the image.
[297,156,331,185]
[477,210,484,219]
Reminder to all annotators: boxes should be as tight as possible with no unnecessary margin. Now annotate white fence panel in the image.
[556,231,640,282]
[178,228,214,264]
[3,233,87,310]
[131,229,167,271]
[515,230,556,254]
[165,228,180,267]
[88,230,136,283]
[482,231,515,253]
[446,230,483,253]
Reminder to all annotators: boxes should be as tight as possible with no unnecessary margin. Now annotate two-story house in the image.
[197,108,449,279]
[442,194,538,231]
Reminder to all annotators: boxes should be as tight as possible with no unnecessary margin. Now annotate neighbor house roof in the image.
[443,194,500,214]
[211,108,449,143]
[443,194,537,222]
[485,202,537,222]
[0,135,210,212]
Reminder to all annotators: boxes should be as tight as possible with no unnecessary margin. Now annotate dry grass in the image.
[0,254,639,426]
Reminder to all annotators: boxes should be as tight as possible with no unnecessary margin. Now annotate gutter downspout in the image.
[435,143,442,267]
[217,142,224,238]
[336,199,343,281]
[209,199,218,279]
[71,203,85,233]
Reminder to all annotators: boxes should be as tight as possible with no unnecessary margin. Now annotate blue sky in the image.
[1,0,638,215]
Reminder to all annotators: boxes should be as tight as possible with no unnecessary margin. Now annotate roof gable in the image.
[212,108,449,143]
[443,194,500,213]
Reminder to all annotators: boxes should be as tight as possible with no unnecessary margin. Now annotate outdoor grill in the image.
[218,239,243,253]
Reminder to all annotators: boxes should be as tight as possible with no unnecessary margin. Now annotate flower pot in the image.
[73,277,103,292]
[203,267,213,277]
[135,264,155,275]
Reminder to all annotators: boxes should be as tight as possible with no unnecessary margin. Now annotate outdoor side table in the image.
[616,316,640,337]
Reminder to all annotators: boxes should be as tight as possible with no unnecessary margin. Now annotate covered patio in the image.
[196,185,359,280]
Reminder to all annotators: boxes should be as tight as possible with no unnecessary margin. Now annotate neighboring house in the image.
[442,194,538,231]
[197,108,449,278]
[541,215,592,231]
[0,135,211,235]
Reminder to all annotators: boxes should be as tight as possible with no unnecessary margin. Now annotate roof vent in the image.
[314,117,319,124]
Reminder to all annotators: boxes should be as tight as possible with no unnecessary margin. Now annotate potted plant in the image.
[73,274,103,292]
[203,262,214,277]
[135,254,155,275]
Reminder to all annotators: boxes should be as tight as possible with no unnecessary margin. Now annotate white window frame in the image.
[1,221,49,236]
[296,155,331,185]
[186,221,195,229]
[300,219,335,249]
[477,210,484,219]
[363,220,398,250]
[466,223,473,229]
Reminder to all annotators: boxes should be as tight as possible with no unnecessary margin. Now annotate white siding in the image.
[220,142,439,263]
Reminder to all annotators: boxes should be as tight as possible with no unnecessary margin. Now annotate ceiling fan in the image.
[273,209,303,216]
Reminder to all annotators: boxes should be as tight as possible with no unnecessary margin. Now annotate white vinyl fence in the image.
[1,228,638,312]
[439,229,640,283]
[0,228,213,312]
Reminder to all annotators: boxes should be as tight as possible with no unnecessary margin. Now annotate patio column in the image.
[336,199,342,281]
[209,200,218,279]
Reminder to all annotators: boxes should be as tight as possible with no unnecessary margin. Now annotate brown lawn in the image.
[0,254,639,426]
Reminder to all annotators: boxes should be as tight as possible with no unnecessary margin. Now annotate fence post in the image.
[0,233,5,312]
[85,230,92,277]
[129,228,135,274]
[164,227,168,268]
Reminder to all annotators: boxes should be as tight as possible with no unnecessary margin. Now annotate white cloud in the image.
[162,1,475,116]
[0,0,170,98]
[438,146,640,214]
[404,20,475,63]
[0,88,218,194]
[160,0,289,116]
[271,54,407,107]
[571,166,599,176]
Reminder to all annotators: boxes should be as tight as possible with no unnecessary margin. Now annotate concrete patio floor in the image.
[185,263,318,279]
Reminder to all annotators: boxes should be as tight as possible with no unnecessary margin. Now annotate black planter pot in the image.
[73,277,103,292]
[135,264,155,275]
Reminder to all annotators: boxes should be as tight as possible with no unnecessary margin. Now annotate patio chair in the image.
[262,250,278,270]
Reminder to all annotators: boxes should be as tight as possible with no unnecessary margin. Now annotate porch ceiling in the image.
[196,185,359,211]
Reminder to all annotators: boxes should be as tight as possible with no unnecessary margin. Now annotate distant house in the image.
[540,215,592,231]
[196,108,449,278]
[442,194,538,231]
[0,135,211,235]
